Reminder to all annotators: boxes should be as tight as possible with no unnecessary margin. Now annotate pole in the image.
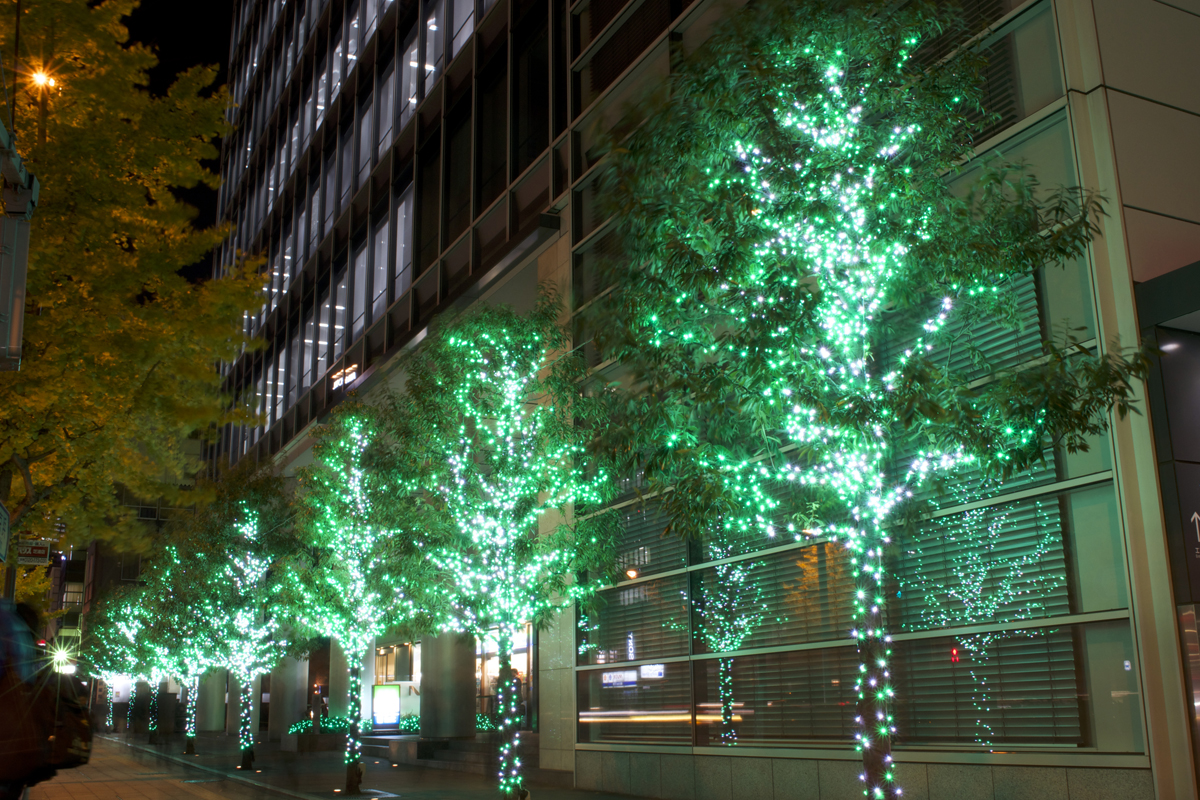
[12,0,19,136]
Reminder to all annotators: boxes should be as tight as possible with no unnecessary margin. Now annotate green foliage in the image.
[290,402,437,658]
[581,0,1150,795]
[383,288,618,795]
[288,402,439,768]
[289,715,354,734]
[388,289,619,633]
[0,0,263,549]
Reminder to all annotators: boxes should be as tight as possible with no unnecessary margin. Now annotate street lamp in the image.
[30,69,55,146]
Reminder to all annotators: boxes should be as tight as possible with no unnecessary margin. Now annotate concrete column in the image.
[226,672,241,736]
[359,644,375,726]
[268,657,309,741]
[195,669,220,732]
[328,638,349,717]
[419,632,476,739]
[249,675,262,740]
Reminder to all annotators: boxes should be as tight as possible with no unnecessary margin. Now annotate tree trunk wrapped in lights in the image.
[584,1,1151,795]
[147,679,160,744]
[184,674,200,754]
[386,290,618,798]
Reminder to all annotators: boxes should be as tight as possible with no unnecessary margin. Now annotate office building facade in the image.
[209,0,1200,796]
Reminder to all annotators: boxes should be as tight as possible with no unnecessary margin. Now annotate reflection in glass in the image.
[898,488,1062,745]
[693,530,767,744]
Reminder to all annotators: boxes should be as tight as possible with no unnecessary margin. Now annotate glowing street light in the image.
[31,71,55,88]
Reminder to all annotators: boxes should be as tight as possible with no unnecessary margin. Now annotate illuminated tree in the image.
[587,1,1149,796]
[210,506,291,769]
[289,404,437,795]
[84,585,162,738]
[171,463,298,769]
[390,292,617,798]
[140,544,227,754]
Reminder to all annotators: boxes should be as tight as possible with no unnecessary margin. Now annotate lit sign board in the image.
[601,670,638,688]
[639,664,665,680]
[373,684,401,725]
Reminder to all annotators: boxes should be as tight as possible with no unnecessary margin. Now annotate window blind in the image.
[895,491,1071,633]
[894,627,1082,746]
[692,541,855,655]
[580,573,689,666]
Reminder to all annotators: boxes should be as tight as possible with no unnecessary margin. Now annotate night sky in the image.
[124,0,237,282]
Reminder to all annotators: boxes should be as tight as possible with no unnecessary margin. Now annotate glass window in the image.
[317,56,328,128]
[377,68,395,158]
[316,290,332,379]
[400,33,419,127]
[333,270,348,360]
[302,308,316,393]
[394,185,414,297]
[289,328,302,404]
[577,661,692,745]
[366,0,379,39]
[358,98,374,184]
[303,82,314,147]
[352,243,368,340]
[579,574,690,667]
[451,0,473,59]
[340,124,355,208]
[297,206,309,265]
[332,35,344,100]
[372,218,390,320]
[324,152,337,228]
[290,113,300,171]
[309,184,321,248]
[274,347,287,420]
[264,362,276,428]
[424,0,444,95]
[348,1,361,69]
[283,231,294,293]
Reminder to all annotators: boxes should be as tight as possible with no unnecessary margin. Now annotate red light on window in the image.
[950,647,959,663]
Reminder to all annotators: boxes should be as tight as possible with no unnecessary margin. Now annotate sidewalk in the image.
[81,732,632,800]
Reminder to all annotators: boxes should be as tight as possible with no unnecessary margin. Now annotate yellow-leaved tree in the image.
[0,0,261,549]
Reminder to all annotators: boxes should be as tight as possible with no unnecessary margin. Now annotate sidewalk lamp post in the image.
[0,116,37,374]
[0,117,37,600]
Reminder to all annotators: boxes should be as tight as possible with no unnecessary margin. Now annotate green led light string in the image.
[290,407,436,795]
[105,681,115,730]
[392,293,617,799]
[585,2,1144,796]
[185,674,200,747]
[238,679,254,755]
[147,677,160,744]
[127,681,136,732]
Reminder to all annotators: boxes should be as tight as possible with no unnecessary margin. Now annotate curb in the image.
[107,735,323,800]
